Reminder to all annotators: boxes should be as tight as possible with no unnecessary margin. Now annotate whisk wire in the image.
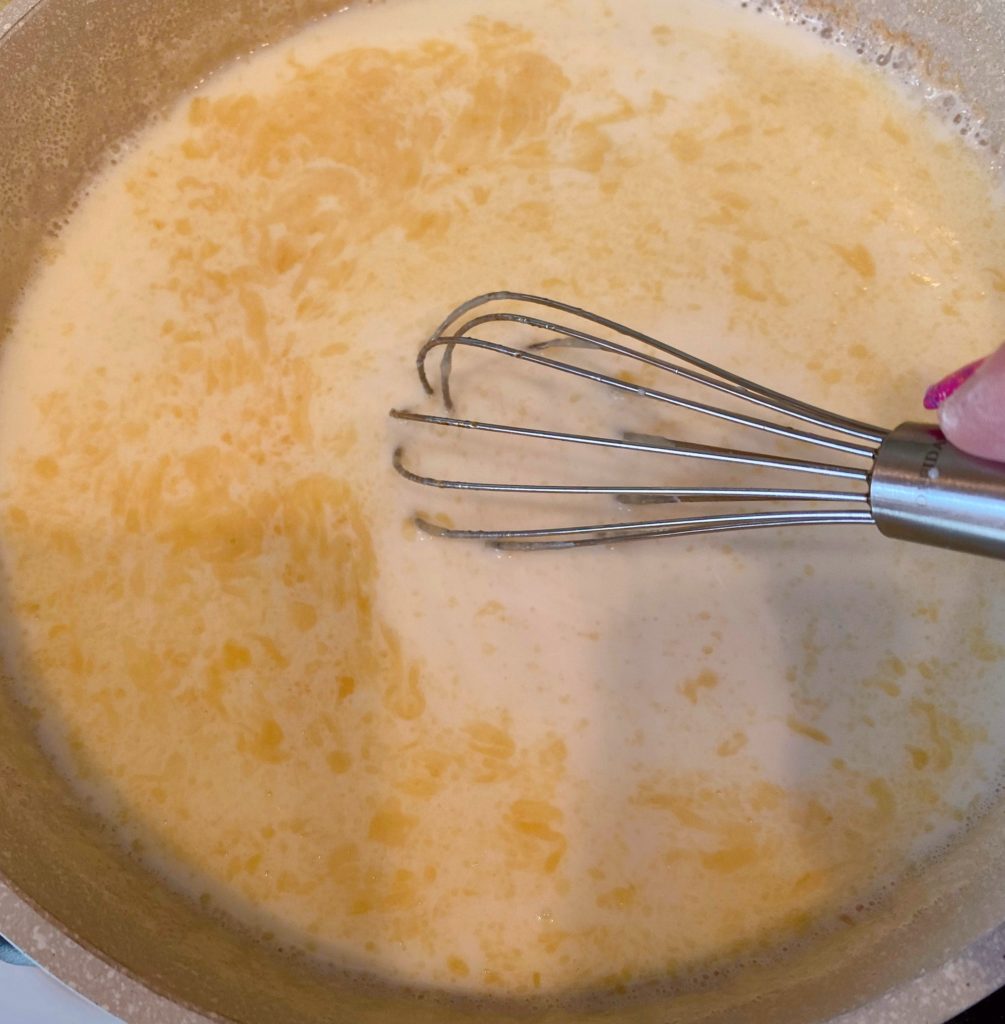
[421,291,887,442]
[416,333,877,459]
[415,509,875,550]
[392,446,868,503]
[390,410,871,480]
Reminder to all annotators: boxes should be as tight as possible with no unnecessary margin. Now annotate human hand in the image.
[925,342,1005,462]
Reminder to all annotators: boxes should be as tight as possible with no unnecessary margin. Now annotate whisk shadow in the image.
[553,518,1004,1003]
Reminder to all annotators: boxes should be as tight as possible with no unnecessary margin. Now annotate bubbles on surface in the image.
[727,0,1001,161]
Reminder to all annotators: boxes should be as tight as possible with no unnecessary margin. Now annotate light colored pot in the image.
[1,1,1004,1021]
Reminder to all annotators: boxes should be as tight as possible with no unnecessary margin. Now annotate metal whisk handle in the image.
[871,422,1005,560]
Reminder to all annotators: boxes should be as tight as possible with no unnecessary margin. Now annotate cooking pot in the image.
[1,1,1005,1021]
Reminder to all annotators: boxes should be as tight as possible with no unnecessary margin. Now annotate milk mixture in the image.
[2,0,1005,997]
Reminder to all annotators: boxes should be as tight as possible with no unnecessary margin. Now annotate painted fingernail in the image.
[924,358,986,410]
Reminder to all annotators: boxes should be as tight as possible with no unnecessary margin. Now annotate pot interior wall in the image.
[1,1,1004,1022]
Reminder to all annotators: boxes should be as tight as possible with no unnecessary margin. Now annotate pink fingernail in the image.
[924,358,986,410]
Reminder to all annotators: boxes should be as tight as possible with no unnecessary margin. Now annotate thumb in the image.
[931,343,1005,462]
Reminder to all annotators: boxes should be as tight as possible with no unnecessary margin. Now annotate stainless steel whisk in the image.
[390,292,1005,559]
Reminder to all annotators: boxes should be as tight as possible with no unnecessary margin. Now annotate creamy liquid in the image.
[2,0,1005,998]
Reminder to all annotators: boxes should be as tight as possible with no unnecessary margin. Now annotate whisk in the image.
[389,292,1005,559]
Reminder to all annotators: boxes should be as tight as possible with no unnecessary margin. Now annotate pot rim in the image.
[1,0,1004,1021]
[5,862,1005,1024]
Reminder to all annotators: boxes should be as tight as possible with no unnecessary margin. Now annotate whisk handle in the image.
[871,422,1005,560]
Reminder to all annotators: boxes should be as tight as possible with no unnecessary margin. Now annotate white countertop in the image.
[0,961,121,1024]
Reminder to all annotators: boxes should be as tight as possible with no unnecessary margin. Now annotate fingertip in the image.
[938,342,1005,462]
